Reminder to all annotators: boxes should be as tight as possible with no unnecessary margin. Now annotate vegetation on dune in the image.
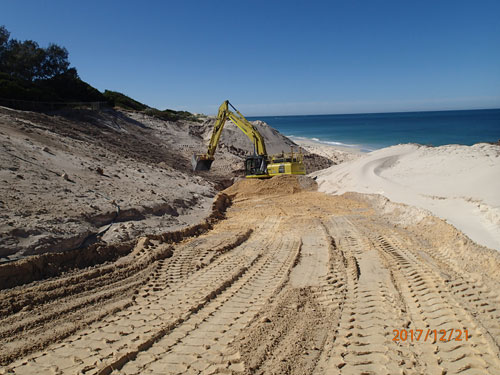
[103,90,200,122]
[103,90,148,111]
[144,108,200,122]
[0,25,200,122]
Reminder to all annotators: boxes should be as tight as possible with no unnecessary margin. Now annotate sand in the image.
[2,105,500,374]
[2,176,500,374]
[291,136,362,164]
[313,143,500,251]
[0,106,331,261]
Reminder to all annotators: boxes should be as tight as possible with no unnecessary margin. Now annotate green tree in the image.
[0,26,70,81]
[0,25,9,50]
[2,39,45,81]
[0,26,9,72]
[41,44,70,79]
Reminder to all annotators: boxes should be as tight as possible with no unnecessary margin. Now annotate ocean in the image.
[248,108,500,152]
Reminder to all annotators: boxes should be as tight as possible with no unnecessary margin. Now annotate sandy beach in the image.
[312,143,500,251]
[291,136,363,164]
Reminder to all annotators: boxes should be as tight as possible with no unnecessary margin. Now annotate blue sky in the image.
[2,0,500,115]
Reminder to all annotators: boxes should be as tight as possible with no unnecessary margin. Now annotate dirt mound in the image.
[224,175,318,199]
[0,193,232,290]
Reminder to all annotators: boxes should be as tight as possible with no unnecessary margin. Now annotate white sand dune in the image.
[313,143,500,251]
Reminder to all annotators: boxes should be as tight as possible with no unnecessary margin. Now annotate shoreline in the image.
[291,136,363,164]
[290,136,366,153]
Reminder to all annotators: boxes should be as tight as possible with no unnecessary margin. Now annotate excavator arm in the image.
[226,102,267,156]
[192,100,267,171]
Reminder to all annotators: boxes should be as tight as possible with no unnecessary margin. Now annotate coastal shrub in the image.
[103,91,200,122]
[103,90,149,111]
[38,68,105,102]
[144,108,200,122]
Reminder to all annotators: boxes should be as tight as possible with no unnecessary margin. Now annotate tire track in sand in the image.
[361,219,500,375]
[3,221,268,375]
[315,216,419,375]
[115,233,301,374]
[3,177,500,375]
[0,228,251,367]
[230,219,342,375]
[397,225,500,351]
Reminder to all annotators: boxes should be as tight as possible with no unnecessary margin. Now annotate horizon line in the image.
[242,106,500,118]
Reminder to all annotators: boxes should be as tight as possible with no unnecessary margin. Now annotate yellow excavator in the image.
[192,100,306,178]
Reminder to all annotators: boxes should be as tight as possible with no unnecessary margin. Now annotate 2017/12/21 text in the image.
[393,329,469,342]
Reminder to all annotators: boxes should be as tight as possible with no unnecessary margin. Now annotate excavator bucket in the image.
[192,154,214,171]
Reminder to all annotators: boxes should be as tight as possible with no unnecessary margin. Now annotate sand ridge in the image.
[0,106,334,261]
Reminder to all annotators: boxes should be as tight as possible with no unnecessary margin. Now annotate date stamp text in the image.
[392,329,469,342]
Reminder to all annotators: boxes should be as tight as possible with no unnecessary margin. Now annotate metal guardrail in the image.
[0,98,109,112]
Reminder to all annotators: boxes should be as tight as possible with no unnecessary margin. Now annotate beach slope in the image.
[313,143,500,251]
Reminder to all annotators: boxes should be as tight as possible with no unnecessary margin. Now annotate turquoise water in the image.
[248,109,500,152]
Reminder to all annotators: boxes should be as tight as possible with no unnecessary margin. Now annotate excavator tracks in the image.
[1,186,499,375]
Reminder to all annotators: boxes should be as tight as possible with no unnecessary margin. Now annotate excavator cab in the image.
[245,155,268,178]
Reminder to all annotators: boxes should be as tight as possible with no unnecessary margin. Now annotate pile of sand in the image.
[202,119,298,156]
[224,175,318,199]
[313,143,500,251]
[0,106,219,260]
